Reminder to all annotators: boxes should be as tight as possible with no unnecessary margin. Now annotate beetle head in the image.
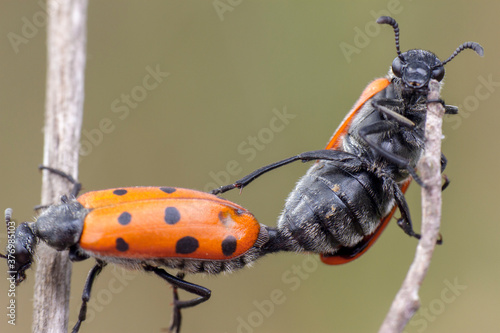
[377,16,483,91]
[1,209,37,285]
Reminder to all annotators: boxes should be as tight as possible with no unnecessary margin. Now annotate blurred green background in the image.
[0,1,498,332]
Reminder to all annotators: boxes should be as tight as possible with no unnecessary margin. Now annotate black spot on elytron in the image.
[113,189,128,196]
[164,207,181,224]
[116,238,129,252]
[221,235,237,256]
[118,212,132,225]
[175,236,199,254]
[160,187,176,194]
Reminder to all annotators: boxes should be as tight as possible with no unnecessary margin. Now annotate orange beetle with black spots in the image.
[76,186,261,261]
[2,167,270,333]
[213,16,483,265]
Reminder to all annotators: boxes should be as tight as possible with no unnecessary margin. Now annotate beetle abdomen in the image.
[277,160,393,254]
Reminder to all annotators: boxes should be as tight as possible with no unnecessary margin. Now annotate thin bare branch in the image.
[32,1,87,332]
[379,79,445,333]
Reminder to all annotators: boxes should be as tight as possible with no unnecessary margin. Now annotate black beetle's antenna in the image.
[377,16,403,60]
[441,41,484,66]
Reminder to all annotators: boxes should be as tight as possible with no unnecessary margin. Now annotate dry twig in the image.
[32,1,88,332]
[379,79,445,332]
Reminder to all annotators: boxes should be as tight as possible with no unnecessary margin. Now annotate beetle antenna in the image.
[377,16,403,60]
[5,208,13,222]
[441,41,484,66]
[0,208,14,259]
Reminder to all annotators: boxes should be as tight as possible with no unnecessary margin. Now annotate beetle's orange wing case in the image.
[78,188,260,260]
[326,78,390,150]
[77,186,224,209]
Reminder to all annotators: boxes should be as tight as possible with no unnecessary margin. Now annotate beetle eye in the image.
[392,57,403,78]
[431,65,445,81]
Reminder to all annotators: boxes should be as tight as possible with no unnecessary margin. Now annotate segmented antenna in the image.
[377,16,403,59]
[5,208,13,223]
[0,209,13,259]
[441,41,484,66]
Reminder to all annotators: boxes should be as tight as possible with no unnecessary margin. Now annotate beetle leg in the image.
[392,183,443,245]
[441,153,448,173]
[440,154,452,191]
[444,104,459,115]
[426,98,446,107]
[371,97,404,108]
[391,182,421,240]
[143,265,211,333]
[33,204,50,212]
[427,98,460,115]
[68,245,90,262]
[211,150,363,195]
[170,272,184,333]
[38,165,82,198]
[72,260,107,333]
[441,174,450,191]
[375,96,457,115]
[358,121,425,187]
[374,104,416,128]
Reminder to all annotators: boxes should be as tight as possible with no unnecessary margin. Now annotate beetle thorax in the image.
[32,200,88,251]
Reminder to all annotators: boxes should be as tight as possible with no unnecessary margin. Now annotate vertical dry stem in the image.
[32,1,87,332]
[378,79,445,332]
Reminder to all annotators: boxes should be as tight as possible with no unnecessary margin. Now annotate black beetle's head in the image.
[392,49,444,89]
[377,16,484,91]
